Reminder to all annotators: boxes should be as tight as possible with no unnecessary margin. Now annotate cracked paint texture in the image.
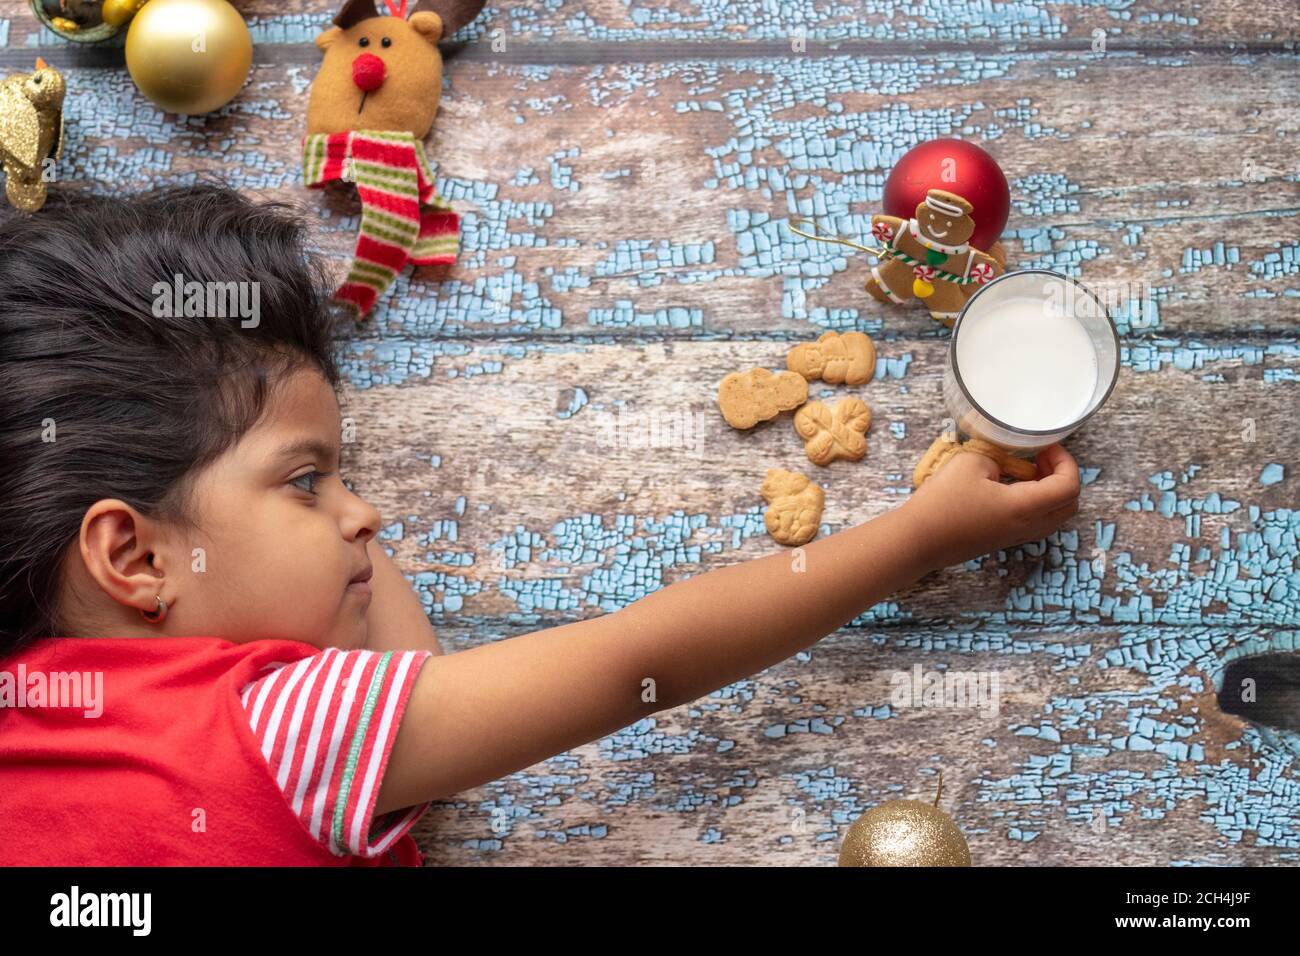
[25,0,1297,864]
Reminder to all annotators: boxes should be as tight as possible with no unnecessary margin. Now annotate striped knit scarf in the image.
[302,130,459,317]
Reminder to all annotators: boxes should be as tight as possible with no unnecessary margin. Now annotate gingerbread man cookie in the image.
[913,433,1038,488]
[718,368,808,430]
[761,468,824,546]
[863,188,1005,328]
[787,331,877,387]
[793,397,872,466]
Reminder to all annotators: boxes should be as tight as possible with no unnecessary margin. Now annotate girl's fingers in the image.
[944,447,1001,482]
[1036,443,1078,479]
[1008,444,1081,512]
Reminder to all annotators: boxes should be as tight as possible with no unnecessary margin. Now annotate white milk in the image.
[954,296,1098,431]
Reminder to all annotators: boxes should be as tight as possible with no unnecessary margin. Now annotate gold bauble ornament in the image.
[103,0,149,27]
[125,0,251,115]
[838,770,971,866]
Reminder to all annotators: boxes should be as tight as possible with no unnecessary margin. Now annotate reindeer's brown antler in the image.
[332,0,484,32]
[411,0,487,36]
[333,0,382,29]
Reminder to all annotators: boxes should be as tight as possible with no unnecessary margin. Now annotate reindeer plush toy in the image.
[302,0,486,317]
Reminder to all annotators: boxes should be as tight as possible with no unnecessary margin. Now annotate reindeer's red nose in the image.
[352,53,386,92]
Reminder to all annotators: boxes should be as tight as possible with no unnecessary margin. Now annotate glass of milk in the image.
[943,270,1120,454]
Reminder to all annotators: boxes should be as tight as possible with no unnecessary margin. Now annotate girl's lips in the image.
[347,562,373,601]
[347,563,373,587]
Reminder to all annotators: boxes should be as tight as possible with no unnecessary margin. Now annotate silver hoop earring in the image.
[141,595,167,624]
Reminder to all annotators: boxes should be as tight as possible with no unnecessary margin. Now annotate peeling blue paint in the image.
[41,8,1298,865]
[1181,243,1241,273]
[1251,242,1300,280]
[556,386,589,418]
[1123,339,1300,374]
[1260,463,1285,486]
[493,510,771,614]
[1012,173,1081,217]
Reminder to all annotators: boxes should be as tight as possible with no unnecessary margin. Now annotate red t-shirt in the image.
[0,636,432,866]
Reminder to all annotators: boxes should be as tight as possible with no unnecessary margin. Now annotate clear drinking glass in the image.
[942,269,1120,454]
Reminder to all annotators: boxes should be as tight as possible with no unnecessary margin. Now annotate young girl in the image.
[0,185,1080,866]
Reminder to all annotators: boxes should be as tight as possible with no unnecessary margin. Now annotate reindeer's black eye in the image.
[381,36,392,48]
[358,36,370,47]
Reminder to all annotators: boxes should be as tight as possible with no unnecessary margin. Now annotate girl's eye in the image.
[291,471,328,496]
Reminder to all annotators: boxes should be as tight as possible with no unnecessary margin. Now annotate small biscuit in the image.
[718,368,808,430]
[793,397,872,467]
[913,434,1039,488]
[761,468,824,546]
[787,331,877,386]
[912,433,962,489]
[962,439,1039,481]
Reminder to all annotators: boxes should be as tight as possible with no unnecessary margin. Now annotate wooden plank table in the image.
[6,0,1296,865]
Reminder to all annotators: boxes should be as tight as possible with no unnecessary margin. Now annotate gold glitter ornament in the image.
[103,0,148,27]
[0,58,66,214]
[125,0,251,115]
[838,770,971,866]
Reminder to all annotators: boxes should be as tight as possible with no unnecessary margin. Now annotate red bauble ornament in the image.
[882,139,1009,252]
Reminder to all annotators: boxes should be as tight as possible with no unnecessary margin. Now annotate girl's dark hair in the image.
[0,183,345,656]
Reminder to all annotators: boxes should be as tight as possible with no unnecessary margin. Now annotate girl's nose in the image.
[352,53,386,92]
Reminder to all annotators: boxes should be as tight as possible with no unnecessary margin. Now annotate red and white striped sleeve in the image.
[239,647,432,858]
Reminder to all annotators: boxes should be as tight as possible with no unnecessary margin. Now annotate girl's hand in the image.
[901,443,1081,572]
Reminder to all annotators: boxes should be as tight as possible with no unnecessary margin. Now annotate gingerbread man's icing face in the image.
[914,191,976,246]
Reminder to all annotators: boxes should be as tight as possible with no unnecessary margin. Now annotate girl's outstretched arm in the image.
[375,445,1080,812]
[362,538,444,655]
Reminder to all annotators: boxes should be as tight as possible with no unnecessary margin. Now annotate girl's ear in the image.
[315,26,343,50]
[408,11,443,45]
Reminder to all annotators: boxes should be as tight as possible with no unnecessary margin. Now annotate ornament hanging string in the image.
[788,219,883,257]
[788,219,991,287]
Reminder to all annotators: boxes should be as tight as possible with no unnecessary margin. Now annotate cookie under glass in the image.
[942,269,1120,454]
